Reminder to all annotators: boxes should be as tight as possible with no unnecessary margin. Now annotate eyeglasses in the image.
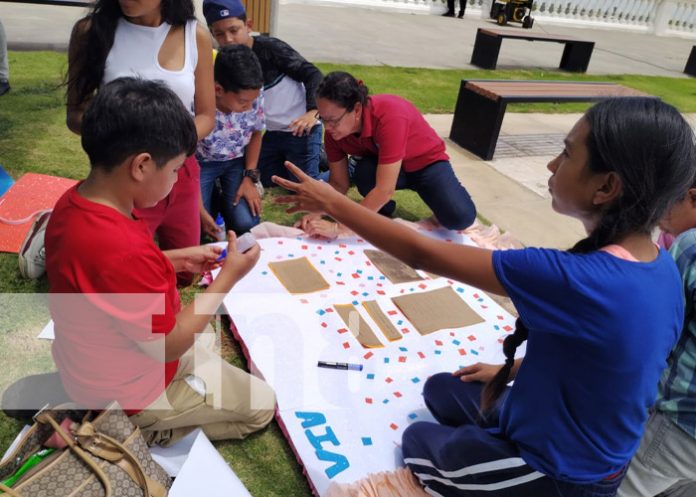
[315,108,349,128]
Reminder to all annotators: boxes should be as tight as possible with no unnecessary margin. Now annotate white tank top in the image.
[103,18,198,114]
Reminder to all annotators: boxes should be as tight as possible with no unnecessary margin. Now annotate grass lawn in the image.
[1,50,695,495]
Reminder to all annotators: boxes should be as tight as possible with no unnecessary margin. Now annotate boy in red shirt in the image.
[46,77,275,445]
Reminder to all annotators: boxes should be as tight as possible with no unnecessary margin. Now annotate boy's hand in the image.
[218,232,261,283]
[453,362,503,383]
[289,110,319,137]
[235,177,262,217]
[201,210,222,239]
[180,245,223,273]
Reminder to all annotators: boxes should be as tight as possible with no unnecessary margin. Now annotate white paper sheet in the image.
[151,429,252,497]
[222,233,521,496]
[0,425,31,464]
[37,320,54,340]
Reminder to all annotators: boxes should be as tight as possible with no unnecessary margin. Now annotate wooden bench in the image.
[685,46,696,77]
[470,28,595,73]
[449,80,650,161]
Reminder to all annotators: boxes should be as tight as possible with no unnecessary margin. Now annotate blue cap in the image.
[203,0,246,25]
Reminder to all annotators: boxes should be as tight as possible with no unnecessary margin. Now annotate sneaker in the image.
[18,210,52,279]
[441,10,455,17]
[457,10,465,18]
[0,81,9,97]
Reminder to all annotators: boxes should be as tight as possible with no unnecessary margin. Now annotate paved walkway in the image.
[3,2,695,77]
[2,2,694,247]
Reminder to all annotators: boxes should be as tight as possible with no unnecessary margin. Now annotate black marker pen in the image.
[317,361,363,371]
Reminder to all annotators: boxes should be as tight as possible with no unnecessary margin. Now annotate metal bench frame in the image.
[470,28,595,73]
[449,80,650,161]
[685,46,696,77]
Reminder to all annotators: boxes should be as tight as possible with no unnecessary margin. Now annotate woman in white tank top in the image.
[66,0,215,285]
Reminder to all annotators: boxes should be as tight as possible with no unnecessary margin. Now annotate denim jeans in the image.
[258,124,323,187]
[199,157,259,235]
[351,156,477,230]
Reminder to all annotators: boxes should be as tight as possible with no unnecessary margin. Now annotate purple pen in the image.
[317,361,363,371]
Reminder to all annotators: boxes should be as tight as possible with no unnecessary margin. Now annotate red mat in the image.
[0,173,77,253]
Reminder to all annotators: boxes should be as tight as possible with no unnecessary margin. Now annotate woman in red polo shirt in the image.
[297,71,477,238]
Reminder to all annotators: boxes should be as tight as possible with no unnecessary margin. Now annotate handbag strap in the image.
[0,482,23,497]
[75,422,166,497]
[35,413,113,497]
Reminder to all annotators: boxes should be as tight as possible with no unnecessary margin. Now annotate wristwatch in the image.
[242,169,260,183]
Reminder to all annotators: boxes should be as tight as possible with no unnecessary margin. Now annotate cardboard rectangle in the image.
[362,300,402,342]
[334,303,383,348]
[364,249,423,284]
[392,286,484,335]
[268,257,330,294]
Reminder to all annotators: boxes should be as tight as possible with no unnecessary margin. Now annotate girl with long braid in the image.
[273,97,696,497]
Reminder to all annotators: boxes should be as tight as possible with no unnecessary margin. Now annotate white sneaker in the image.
[18,210,52,279]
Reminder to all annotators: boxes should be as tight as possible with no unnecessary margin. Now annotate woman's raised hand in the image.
[273,161,342,215]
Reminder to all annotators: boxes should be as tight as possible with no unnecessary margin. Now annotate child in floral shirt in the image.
[197,44,265,238]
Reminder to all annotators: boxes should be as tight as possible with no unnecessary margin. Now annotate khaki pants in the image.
[618,411,696,497]
[130,342,276,446]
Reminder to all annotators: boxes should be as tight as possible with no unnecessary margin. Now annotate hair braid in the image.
[480,318,528,414]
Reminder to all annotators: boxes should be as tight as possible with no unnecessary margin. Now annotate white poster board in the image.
[222,231,518,496]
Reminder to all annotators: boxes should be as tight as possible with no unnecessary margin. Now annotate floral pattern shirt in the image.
[196,90,265,162]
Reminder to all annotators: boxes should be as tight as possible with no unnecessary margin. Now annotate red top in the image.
[324,94,448,173]
[46,185,180,414]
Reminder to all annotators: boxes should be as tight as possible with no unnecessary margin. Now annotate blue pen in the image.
[216,248,227,262]
[317,361,363,371]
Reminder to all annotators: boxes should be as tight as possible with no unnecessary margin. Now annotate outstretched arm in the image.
[274,162,506,296]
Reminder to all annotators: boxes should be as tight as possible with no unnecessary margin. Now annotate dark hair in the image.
[214,45,263,93]
[81,78,197,171]
[67,0,195,108]
[480,97,696,414]
[316,71,369,111]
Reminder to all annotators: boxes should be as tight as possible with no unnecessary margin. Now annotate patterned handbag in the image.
[0,402,171,497]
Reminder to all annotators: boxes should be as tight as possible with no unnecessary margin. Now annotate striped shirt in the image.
[657,228,696,439]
